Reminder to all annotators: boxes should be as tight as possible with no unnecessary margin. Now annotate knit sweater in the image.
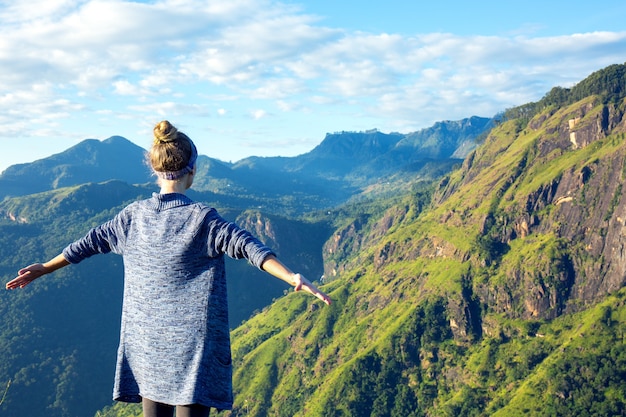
[62,193,275,409]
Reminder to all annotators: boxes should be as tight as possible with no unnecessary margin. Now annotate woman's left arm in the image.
[261,255,331,305]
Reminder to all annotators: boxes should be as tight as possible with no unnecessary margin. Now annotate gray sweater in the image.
[63,193,275,409]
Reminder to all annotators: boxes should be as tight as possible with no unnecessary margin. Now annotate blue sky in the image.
[1,0,625,173]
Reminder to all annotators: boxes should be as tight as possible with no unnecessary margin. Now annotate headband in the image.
[154,139,198,180]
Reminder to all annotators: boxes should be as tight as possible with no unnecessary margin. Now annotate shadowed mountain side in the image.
[0,136,152,197]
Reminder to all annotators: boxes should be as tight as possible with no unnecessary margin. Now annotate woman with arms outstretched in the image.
[6,120,331,417]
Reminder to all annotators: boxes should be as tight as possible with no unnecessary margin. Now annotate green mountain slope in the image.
[221,64,626,416]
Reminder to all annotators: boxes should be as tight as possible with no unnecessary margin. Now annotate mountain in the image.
[396,116,492,159]
[0,118,492,211]
[229,118,491,184]
[0,116,490,417]
[0,136,151,198]
[222,64,626,416]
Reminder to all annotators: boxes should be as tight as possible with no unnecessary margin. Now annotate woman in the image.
[6,120,331,417]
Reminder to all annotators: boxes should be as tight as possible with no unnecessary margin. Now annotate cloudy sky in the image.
[1,0,625,173]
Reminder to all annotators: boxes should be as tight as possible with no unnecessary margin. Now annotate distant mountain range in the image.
[0,117,492,212]
[0,136,149,197]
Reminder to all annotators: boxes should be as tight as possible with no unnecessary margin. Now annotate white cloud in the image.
[129,101,208,118]
[0,0,625,168]
[252,109,268,120]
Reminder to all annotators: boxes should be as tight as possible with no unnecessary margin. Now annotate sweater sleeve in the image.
[208,212,275,269]
[63,208,131,264]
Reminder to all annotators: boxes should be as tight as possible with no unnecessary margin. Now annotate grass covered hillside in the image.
[222,64,626,416]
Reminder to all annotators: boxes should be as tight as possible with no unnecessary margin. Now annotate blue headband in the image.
[154,140,198,180]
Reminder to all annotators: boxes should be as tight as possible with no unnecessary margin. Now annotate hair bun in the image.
[153,120,178,143]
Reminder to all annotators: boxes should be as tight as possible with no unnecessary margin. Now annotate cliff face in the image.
[490,98,626,319]
[444,96,626,325]
[321,94,626,335]
[322,204,411,280]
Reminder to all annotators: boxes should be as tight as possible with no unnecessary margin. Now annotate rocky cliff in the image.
[464,96,626,321]
[322,66,626,336]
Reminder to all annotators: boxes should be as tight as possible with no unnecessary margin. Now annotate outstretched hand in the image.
[292,273,332,306]
[6,264,48,290]
[6,254,70,290]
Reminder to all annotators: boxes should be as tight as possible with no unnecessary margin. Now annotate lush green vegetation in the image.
[218,64,626,417]
[224,269,626,417]
[95,402,142,417]
[65,284,626,417]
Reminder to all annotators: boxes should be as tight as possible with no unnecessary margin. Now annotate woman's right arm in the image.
[5,253,70,290]
[6,207,131,291]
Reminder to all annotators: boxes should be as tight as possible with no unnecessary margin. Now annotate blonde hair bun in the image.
[153,120,178,144]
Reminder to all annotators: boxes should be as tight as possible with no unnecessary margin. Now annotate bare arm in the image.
[261,255,331,305]
[5,253,70,290]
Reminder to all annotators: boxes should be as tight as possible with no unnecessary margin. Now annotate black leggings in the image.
[142,397,211,417]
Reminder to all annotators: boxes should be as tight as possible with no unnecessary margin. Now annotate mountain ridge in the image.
[0,136,150,197]
[0,117,491,209]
